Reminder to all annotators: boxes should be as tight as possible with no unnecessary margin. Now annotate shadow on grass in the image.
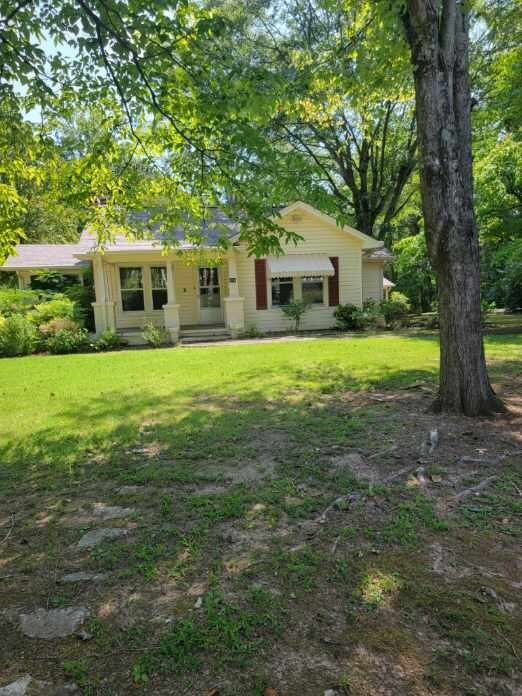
[0,350,519,496]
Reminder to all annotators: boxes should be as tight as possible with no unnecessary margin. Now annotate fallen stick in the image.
[455,475,498,502]
[0,515,14,546]
[368,444,398,460]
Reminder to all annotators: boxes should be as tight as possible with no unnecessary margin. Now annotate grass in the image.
[1,333,520,494]
[0,333,521,695]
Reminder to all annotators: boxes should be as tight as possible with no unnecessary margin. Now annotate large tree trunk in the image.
[403,0,505,416]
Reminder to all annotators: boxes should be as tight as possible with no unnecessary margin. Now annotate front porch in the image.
[90,251,245,343]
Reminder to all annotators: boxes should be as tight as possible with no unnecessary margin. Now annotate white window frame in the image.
[117,263,168,314]
[300,276,327,306]
[270,276,296,308]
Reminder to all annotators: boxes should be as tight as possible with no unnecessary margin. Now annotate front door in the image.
[198,267,223,324]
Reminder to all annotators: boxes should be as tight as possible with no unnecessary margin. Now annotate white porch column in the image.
[163,260,180,343]
[17,271,31,289]
[91,255,116,334]
[223,252,245,336]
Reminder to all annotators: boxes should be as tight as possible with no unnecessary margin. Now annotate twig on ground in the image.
[455,476,498,502]
[330,536,340,555]
[368,444,398,460]
[0,515,14,546]
[494,627,519,659]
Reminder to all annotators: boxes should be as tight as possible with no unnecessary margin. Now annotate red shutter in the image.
[255,258,268,310]
[328,256,339,306]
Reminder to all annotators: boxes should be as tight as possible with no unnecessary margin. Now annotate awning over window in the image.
[266,254,335,278]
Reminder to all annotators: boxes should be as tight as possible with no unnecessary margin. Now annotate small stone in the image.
[60,572,107,583]
[0,676,32,696]
[91,504,135,520]
[76,528,128,550]
[19,607,89,639]
[324,690,339,696]
[194,597,203,609]
[75,631,93,641]
[116,485,145,494]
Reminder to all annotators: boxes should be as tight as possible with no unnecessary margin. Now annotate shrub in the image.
[94,329,125,352]
[239,324,264,339]
[0,288,42,316]
[46,327,89,354]
[142,322,169,347]
[39,317,80,335]
[281,300,310,332]
[31,295,83,326]
[334,303,365,330]
[380,291,411,326]
[0,314,38,357]
[64,283,95,331]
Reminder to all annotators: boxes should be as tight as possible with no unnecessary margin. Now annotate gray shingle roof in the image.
[1,209,239,270]
[77,208,239,253]
[1,244,89,270]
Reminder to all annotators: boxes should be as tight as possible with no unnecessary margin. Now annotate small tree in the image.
[281,300,310,333]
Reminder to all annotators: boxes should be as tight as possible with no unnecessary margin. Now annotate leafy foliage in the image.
[142,323,169,348]
[0,288,42,316]
[280,300,310,332]
[46,327,89,355]
[30,295,83,326]
[0,314,38,357]
[94,329,125,352]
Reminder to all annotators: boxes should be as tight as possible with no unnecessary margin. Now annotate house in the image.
[1,201,393,342]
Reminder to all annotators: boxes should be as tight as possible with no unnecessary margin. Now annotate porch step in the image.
[179,326,232,344]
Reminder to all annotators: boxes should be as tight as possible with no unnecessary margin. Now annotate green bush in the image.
[281,300,310,332]
[31,295,83,326]
[94,329,125,352]
[334,303,365,330]
[0,288,42,316]
[46,327,89,354]
[142,322,169,348]
[380,291,411,325]
[0,314,38,357]
[64,283,95,331]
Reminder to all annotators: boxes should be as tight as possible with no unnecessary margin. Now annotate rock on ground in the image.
[76,527,128,550]
[0,676,32,696]
[19,607,89,639]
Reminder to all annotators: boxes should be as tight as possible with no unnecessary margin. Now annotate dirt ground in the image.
[1,378,521,696]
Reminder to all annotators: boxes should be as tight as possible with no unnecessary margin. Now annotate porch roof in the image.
[1,244,89,271]
[266,254,335,278]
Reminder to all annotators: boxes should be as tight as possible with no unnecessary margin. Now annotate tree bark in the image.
[403,0,505,416]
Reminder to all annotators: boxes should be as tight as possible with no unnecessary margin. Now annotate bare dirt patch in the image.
[1,378,521,695]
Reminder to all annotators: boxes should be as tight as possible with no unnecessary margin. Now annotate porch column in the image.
[91,254,116,334]
[163,260,180,344]
[17,271,31,289]
[223,252,245,336]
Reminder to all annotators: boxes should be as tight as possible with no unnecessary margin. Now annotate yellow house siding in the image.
[362,262,383,302]
[236,209,364,332]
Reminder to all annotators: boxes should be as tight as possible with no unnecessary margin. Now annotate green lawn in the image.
[0,334,521,695]
[1,334,521,493]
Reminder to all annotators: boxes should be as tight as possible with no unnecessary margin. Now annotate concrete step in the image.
[180,326,228,338]
[180,332,232,345]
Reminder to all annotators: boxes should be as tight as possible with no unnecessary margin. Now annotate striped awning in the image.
[266,254,334,278]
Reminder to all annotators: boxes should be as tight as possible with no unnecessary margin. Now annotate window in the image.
[151,266,168,310]
[120,267,144,311]
[302,276,324,304]
[271,276,294,306]
[199,267,220,308]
